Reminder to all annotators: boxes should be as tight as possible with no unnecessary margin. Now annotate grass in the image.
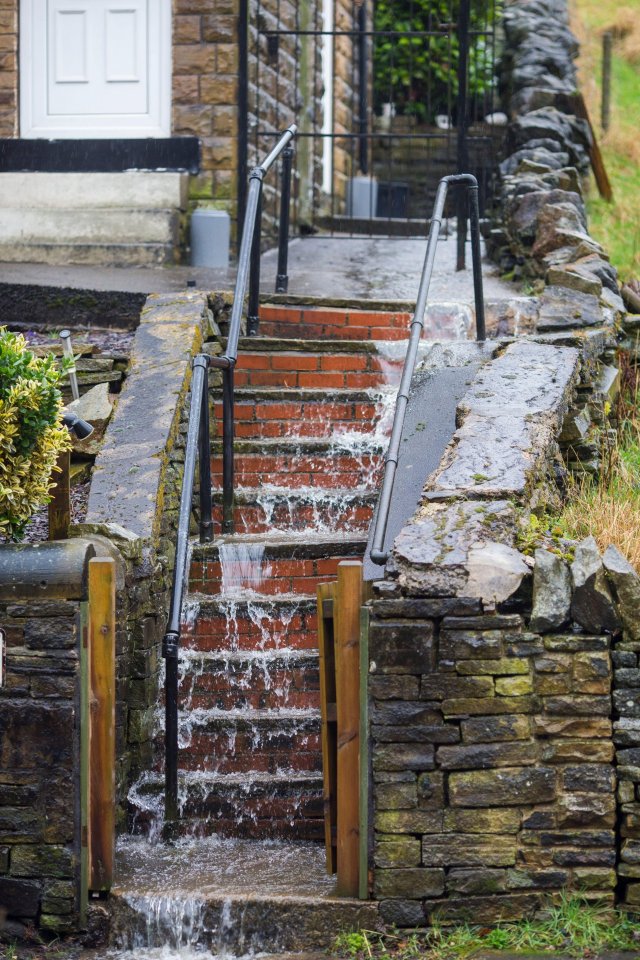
[333,895,640,959]
[555,352,640,567]
[569,0,640,280]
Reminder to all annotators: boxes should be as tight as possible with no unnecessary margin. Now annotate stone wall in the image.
[75,291,215,811]
[0,541,97,938]
[367,0,640,922]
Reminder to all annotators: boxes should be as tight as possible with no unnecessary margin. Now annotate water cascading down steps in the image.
[133,304,407,839]
[109,304,411,956]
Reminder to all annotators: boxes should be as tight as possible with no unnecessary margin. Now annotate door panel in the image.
[21,0,171,137]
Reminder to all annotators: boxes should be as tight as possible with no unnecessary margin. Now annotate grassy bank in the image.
[569,0,640,280]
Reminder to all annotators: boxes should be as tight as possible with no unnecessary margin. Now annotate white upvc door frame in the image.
[20,0,172,139]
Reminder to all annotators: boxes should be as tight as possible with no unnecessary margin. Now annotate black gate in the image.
[238,0,504,242]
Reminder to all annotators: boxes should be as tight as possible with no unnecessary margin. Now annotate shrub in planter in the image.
[0,328,71,539]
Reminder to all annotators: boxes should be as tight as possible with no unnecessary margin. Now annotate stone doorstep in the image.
[108,890,378,953]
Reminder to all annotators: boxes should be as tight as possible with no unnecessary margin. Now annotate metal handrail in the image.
[369,174,486,566]
[208,124,297,533]
[163,354,213,822]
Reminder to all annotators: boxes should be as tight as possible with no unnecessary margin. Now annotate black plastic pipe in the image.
[369,174,485,567]
[164,354,211,822]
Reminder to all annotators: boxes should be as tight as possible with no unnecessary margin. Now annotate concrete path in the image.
[0,230,516,305]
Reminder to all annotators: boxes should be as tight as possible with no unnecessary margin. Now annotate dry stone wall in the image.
[368,0,640,921]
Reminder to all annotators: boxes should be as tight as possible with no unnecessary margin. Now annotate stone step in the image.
[210,486,376,534]
[130,770,324,841]
[233,348,402,390]
[190,533,367,596]
[210,444,384,490]
[183,595,318,653]
[0,208,179,245]
[177,648,319,712]
[0,241,175,267]
[0,171,188,209]
[107,837,377,951]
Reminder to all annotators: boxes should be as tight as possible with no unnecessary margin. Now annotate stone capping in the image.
[84,290,211,544]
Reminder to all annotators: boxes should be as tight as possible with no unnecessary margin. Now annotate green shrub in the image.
[373,0,496,122]
[0,328,71,539]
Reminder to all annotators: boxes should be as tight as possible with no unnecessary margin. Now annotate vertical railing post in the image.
[164,631,179,823]
[222,364,235,534]
[456,0,471,271]
[275,145,294,293]
[247,181,263,336]
[467,183,486,341]
[198,358,213,543]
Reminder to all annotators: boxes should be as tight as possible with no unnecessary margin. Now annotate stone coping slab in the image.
[84,291,210,542]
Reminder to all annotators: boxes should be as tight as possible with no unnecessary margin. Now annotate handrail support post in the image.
[247,176,263,336]
[222,363,235,534]
[275,144,294,293]
[198,356,214,543]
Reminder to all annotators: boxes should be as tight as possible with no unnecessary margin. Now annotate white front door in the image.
[20,0,171,138]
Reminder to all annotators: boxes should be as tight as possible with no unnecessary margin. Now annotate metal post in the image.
[198,362,213,543]
[237,0,249,253]
[247,181,263,336]
[60,329,80,401]
[164,634,179,822]
[357,2,368,176]
[275,145,294,293]
[467,184,486,341]
[163,354,209,823]
[602,31,612,133]
[456,0,471,271]
[222,365,235,534]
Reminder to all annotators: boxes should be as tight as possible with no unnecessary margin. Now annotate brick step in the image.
[210,440,384,489]
[212,393,391,440]
[166,709,321,775]
[211,486,376,534]
[130,770,324,840]
[189,533,367,596]
[184,595,318,652]
[232,349,401,390]
[257,304,411,341]
[177,648,319,712]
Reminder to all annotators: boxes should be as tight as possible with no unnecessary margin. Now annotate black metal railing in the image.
[163,355,213,821]
[208,124,297,534]
[163,128,296,820]
[369,174,486,567]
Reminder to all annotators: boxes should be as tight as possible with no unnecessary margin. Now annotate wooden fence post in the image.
[317,581,338,874]
[334,560,363,898]
[88,557,116,893]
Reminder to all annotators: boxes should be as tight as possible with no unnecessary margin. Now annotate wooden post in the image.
[317,582,338,874]
[359,604,371,901]
[88,557,116,892]
[602,31,612,133]
[569,93,613,202]
[334,560,363,897]
[79,602,89,925]
[48,450,71,540]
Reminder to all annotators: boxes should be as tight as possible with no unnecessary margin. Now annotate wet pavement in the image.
[0,231,517,305]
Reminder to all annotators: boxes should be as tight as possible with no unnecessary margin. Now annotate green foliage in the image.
[373,0,495,121]
[0,328,71,540]
[331,897,640,960]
